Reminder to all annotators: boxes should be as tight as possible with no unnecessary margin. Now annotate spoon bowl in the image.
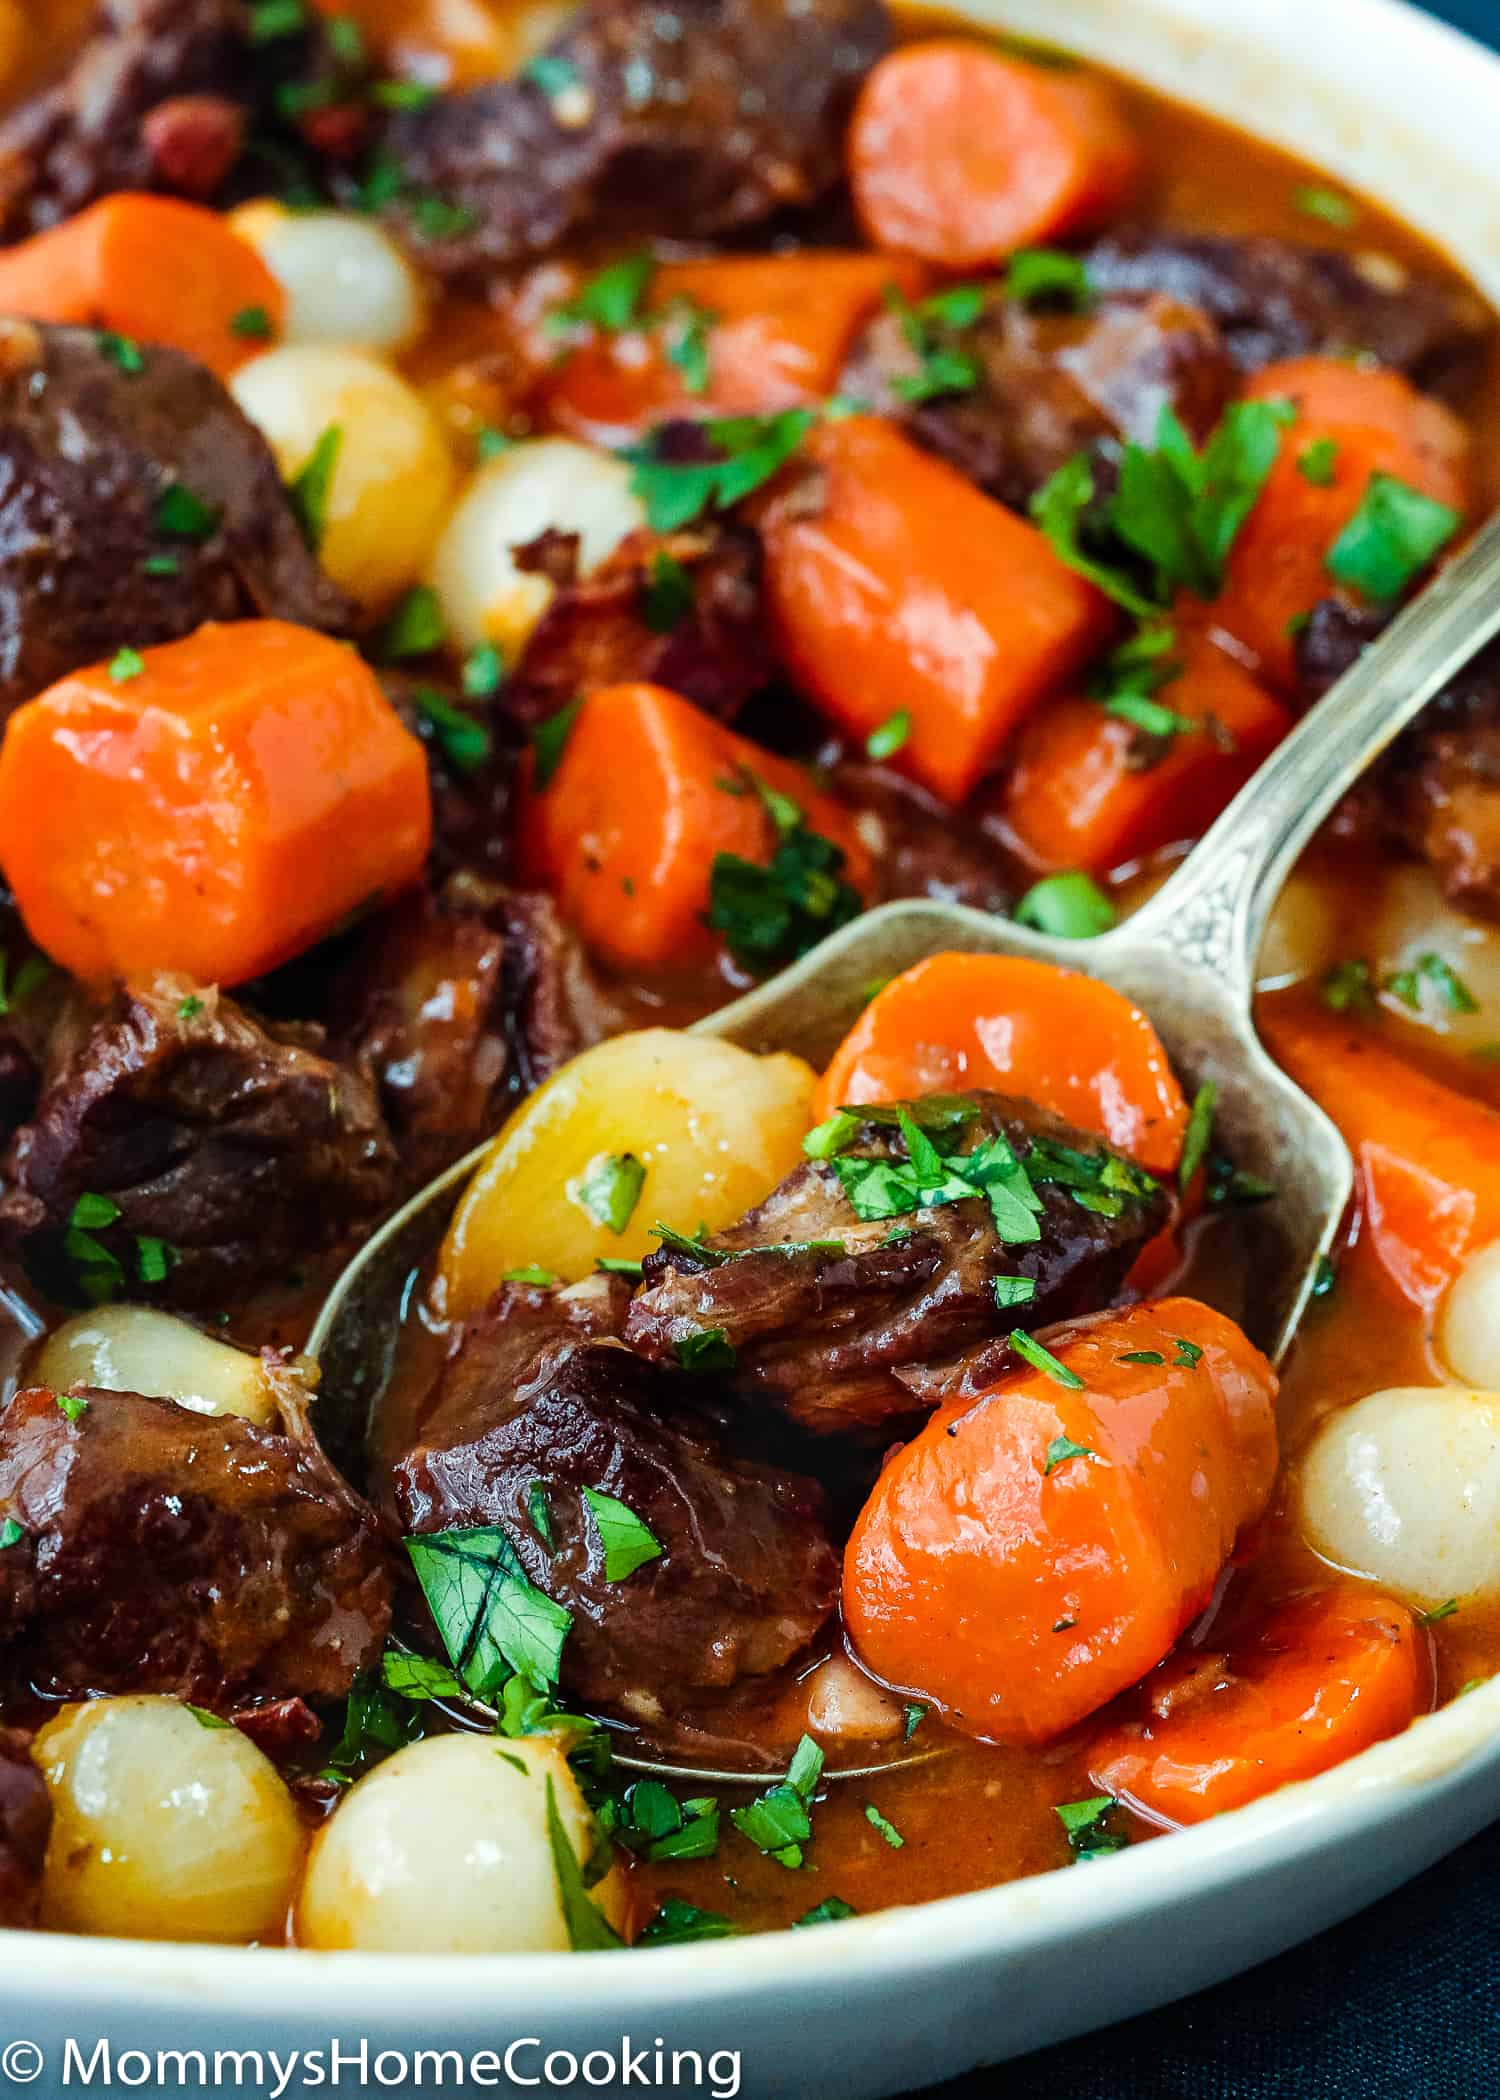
[310,505,1500,1784]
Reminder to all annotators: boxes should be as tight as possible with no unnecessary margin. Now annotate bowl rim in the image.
[12,0,1500,2015]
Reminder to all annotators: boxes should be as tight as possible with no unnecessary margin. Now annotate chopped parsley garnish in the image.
[381,1650,464,1701]
[186,1705,230,1729]
[0,951,49,1017]
[153,481,220,542]
[596,1255,645,1279]
[706,775,861,973]
[1311,1253,1338,1300]
[1206,1153,1277,1207]
[1015,1333,1086,1391]
[1383,951,1480,1015]
[108,646,144,683]
[1092,623,1190,752]
[525,1481,554,1550]
[55,1392,90,1424]
[1043,1432,1094,1473]
[884,283,981,404]
[729,1734,823,1869]
[371,77,437,110]
[569,1151,645,1234]
[376,585,445,661]
[864,1802,904,1849]
[546,252,655,337]
[627,410,814,533]
[865,709,911,761]
[903,1703,927,1740]
[97,330,144,374]
[1298,437,1339,486]
[651,1220,725,1267]
[1322,957,1377,1016]
[794,1897,857,1927]
[1325,474,1461,601]
[502,1265,557,1286]
[1054,1793,1129,1861]
[287,425,342,552]
[475,425,512,462]
[0,1519,24,1550]
[531,695,584,788]
[1014,869,1116,939]
[994,1274,1038,1309]
[230,304,277,341]
[641,551,696,633]
[1118,1349,1166,1366]
[674,1328,736,1374]
[461,642,505,697]
[136,1236,177,1285]
[1294,183,1359,227]
[545,1776,623,1952]
[1032,454,1160,621]
[411,687,491,775]
[143,553,181,577]
[640,1899,737,1944]
[1179,1080,1216,1191]
[248,0,308,36]
[408,195,480,242]
[803,1109,862,1160]
[662,296,716,395]
[580,1488,662,1582]
[64,1193,125,1305]
[523,53,583,99]
[405,1523,572,1695]
[1417,1598,1458,1626]
[1005,247,1093,308]
[614,1781,720,1863]
[1173,1336,1204,1367]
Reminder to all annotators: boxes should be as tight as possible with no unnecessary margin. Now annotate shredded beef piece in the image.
[506,524,771,730]
[0,1727,48,1927]
[1297,603,1500,923]
[0,974,396,1308]
[381,0,891,287]
[1082,233,1491,397]
[393,1280,839,1722]
[0,1379,391,1705]
[843,287,1231,509]
[0,320,353,717]
[625,1092,1172,1433]
[830,762,1012,912]
[336,881,617,1187]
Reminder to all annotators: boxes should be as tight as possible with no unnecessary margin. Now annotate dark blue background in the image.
[930,4,1500,2092]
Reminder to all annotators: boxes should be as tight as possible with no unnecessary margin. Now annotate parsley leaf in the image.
[1043,1433,1094,1473]
[287,425,342,552]
[0,1518,24,1549]
[55,1392,90,1424]
[1178,1080,1216,1191]
[531,696,584,789]
[1383,951,1480,1015]
[864,1802,904,1849]
[108,646,144,683]
[642,551,696,632]
[1031,454,1162,620]
[230,304,277,342]
[97,330,145,374]
[884,283,981,404]
[628,410,813,533]
[662,296,715,394]
[1014,870,1116,939]
[405,1524,571,1694]
[1298,437,1339,486]
[1054,1793,1129,1861]
[865,709,911,761]
[674,1328,736,1374]
[641,1899,737,1944]
[1173,1336,1204,1367]
[706,783,861,973]
[1005,248,1093,307]
[1295,183,1359,227]
[1326,474,1461,601]
[411,687,491,775]
[581,1488,662,1582]
[545,1775,623,1951]
[546,252,655,337]
[462,642,505,698]
[1322,957,1377,1016]
[1114,401,1289,600]
[994,1274,1038,1309]
[377,585,445,661]
[568,1151,646,1234]
[1012,1332,1086,1389]
[153,481,220,542]
[381,1650,464,1700]
[794,1897,857,1927]
[729,1734,823,1869]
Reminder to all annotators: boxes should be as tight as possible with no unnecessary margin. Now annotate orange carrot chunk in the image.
[540,253,926,445]
[515,681,872,971]
[844,1298,1279,1744]
[0,621,430,987]
[1259,997,1500,1316]
[1087,1584,1429,1824]
[1213,359,1470,692]
[0,194,285,378]
[815,951,1189,1174]
[847,40,1141,270]
[762,416,1113,805]
[998,627,1292,877]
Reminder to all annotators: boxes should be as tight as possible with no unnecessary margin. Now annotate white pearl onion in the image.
[33,1306,277,1426]
[229,204,428,354]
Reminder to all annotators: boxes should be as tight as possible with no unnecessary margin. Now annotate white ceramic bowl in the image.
[7,2,1500,2090]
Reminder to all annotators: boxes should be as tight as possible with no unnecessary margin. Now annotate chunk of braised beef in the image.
[1082,233,1492,396]
[393,1281,840,1723]
[0,321,353,717]
[842,288,1232,510]
[0,1728,48,1927]
[0,1380,392,1705]
[830,761,1012,912]
[336,881,617,1186]
[0,974,396,1308]
[505,524,771,731]
[380,0,891,286]
[624,1093,1172,1434]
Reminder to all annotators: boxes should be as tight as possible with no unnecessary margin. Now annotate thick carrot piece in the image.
[540,254,926,445]
[815,951,1188,1174]
[1213,359,1471,692]
[515,681,872,970]
[1087,1585,1429,1824]
[1260,997,1500,1315]
[847,40,1141,270]
[998,628,1292,877]
[763,417,1113,805]
[0,621,430,987]
[844,1298,1278,1744]
[0,193,285,378]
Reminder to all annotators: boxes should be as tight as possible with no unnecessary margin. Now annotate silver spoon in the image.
[310,505,1500,1781]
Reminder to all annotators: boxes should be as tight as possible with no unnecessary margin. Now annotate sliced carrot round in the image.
[847,41,1141,269]
[1087,1584,1430,1823]
[814,952,1189,1173]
